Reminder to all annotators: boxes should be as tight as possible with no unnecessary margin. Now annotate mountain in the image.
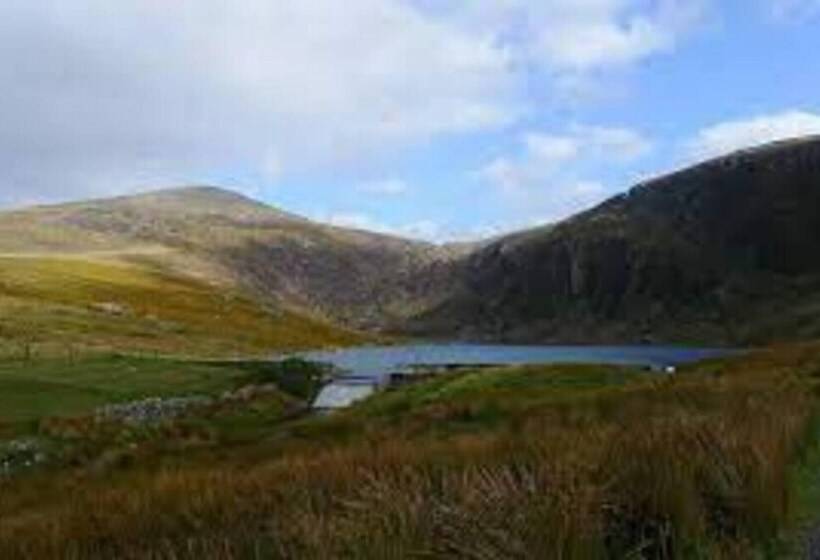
[408,137,820,344]
[2,136,819,349]
[0,186,460,341]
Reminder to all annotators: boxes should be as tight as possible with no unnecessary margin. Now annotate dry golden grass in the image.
[0,255,363,358]
[0,344,818,558]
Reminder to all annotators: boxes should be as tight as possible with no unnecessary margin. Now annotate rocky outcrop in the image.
[3,138,820,345]
[96,396,214,425]
[408,137,820,344]
[95,384,287,425]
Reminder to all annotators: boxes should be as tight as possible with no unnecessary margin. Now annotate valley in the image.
[0,137,818,558]
[4,3,820,557]
[5,138,819,351]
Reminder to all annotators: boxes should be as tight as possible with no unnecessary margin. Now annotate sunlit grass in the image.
[0,355,258,424]
[0,343,817,557]
[0,255,363,357]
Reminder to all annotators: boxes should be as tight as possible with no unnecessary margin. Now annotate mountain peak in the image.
[123,185,267,207]
[79,184,307,223]
[148,184,247,198]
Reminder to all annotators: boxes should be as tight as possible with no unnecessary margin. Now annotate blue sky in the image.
[2,1,820,241]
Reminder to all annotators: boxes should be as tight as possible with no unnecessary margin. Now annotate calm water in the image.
[297,344,734,384]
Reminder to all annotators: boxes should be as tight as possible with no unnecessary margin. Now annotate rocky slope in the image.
[2,136,819,346]
[409,137,820,344]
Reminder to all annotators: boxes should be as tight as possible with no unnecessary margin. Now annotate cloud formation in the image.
[688,111,820,158]
[318,211,443,242]
[478,124,652,220]
[0,0,517,204]
[432,0,706,72]
[0,0,702,206]
[767,0,820,21]
[356,179,410,196]
[480,125,652,192]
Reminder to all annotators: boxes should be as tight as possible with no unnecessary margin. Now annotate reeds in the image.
[0,349,816,559]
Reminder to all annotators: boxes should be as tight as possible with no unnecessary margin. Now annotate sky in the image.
[1,0,820,241]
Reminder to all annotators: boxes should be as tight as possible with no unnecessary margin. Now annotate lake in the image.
[295,344,736,410]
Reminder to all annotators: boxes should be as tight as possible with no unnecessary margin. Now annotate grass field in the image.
[0,343,819,558]
[0,255,363,358]
[0,355,265,426]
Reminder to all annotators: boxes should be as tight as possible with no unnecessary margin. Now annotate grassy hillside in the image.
[3,147,820,347]
[0,254,362,358]
[0,355,269,425]
[0,343,818,557]
[0,186,461,330]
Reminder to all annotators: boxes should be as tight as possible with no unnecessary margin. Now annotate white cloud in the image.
[0,0,705,207]
[571,180,607,197]
[532,8,672,71]
[442,0,709,102]
[435,0,707,72]
[575,125,655,161]
[480,158,527,194]
[523,134,580,165]
[260,151,284,182]
[401,220,443,240]
[477,124,651,221]
[479,125,651,193]
[479,133,581,195]
[767,0,820,21]
[323,213,392,233]
[319,212,443,241]
[688,110,820,159]
[356,179,410,196]
[0,0,519,204]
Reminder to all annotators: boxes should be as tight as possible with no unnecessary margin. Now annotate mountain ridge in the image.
[408,136,820,344]
[0,184,460,330]
[2,136,820,345]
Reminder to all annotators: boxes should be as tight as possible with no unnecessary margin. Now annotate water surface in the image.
[296,344,735,409]
[298,343,733,383]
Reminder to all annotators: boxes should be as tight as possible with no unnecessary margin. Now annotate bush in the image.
[231,357,328,400]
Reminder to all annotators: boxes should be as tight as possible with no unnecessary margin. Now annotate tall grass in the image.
[0,347,816,558]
